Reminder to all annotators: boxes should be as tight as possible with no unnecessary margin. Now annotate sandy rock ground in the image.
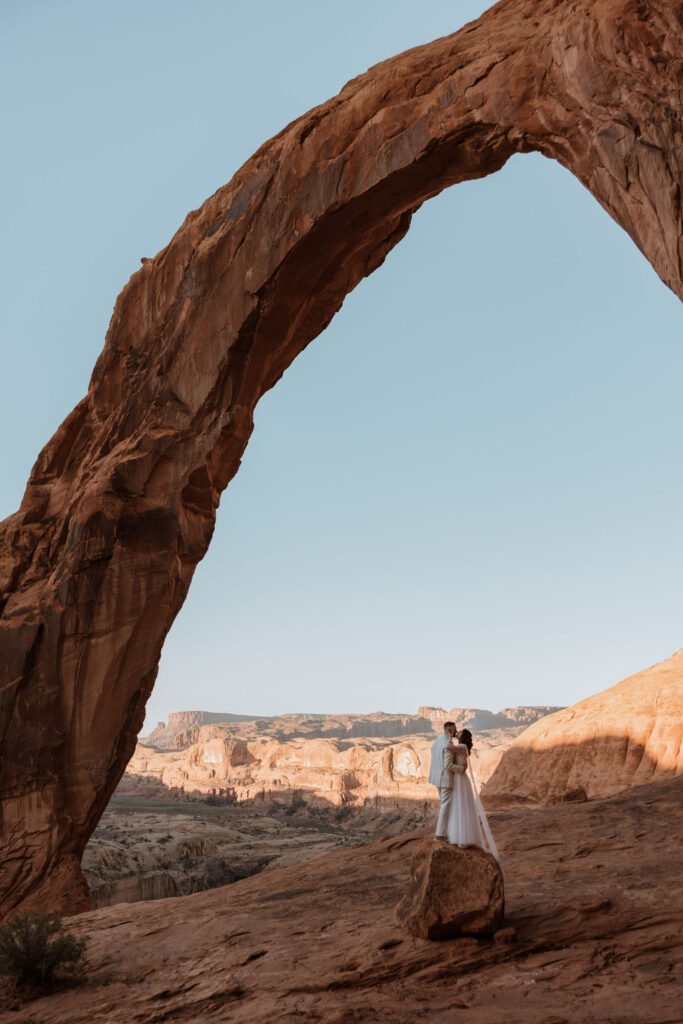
[5,776,681,1024]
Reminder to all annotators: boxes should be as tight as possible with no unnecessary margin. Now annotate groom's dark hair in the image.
[443,721,456,730]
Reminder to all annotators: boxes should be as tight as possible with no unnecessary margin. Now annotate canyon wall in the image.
[122,727,515,808]
[144,711,436,750]
[1,0,681,917]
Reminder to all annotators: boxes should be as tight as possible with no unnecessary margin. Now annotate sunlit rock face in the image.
[127,734,435,807]
[1,0,682,918]
[145,712,261,749]
[484,651,683,805]
[121,719,524,808]
[146,711,436,750]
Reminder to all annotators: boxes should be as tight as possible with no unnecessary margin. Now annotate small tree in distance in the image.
[0,911,87,993]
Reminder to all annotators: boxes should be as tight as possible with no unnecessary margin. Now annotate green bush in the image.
[0,912,86,992]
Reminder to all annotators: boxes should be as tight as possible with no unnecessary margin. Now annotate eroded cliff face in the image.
[123,728,514,807]
[484,650,683,804]
[1,0,682,917]
[144,711,436,750]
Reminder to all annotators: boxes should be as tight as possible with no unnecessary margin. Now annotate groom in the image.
[429,720,464,841]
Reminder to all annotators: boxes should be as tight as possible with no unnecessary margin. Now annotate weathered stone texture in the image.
[396,840,505,938]
[484,649,683,804]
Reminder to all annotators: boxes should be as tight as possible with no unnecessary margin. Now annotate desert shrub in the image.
[0,912,86,992]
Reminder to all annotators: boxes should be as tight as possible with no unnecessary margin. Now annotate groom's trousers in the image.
[435,786,454,838]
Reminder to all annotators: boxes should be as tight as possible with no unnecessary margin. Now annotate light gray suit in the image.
[435,744,465,839]
[428,733,450,787]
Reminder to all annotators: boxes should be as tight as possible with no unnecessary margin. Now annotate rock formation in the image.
[7,777,682,1023]
[143,710,436,750]
[418,705,563,731]
[121,718,527,806]
[396,840,504,939]
[144,711,263,748]
[1,0,682,917]
[484,649,683,804]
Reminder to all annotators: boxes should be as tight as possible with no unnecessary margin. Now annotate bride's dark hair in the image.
[459,728,473,752]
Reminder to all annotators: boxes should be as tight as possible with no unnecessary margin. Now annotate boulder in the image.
[396,840,504,939]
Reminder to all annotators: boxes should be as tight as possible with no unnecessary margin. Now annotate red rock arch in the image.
[1,0,681,917]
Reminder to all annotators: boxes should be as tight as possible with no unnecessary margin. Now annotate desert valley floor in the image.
[3,776,681,1024]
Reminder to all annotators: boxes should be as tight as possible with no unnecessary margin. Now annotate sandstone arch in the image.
[1,0,681,918]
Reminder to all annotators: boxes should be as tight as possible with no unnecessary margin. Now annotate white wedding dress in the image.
[444,743,502,872]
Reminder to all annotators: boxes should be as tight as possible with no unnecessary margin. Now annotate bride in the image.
[444,729,501,865]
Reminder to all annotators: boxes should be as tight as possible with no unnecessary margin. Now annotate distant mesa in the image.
[145,711,268,749]
[485,650,683,805]
[143,706,564,751]
[142,710,436,750]
[418,706,563,731]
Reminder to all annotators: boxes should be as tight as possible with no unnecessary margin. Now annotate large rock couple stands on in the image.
[1,0,682,918]
[396,841,504,939]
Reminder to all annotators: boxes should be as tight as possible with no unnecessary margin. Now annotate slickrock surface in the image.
[4,778,681,1024]
[396,841,504,939]
[1,0,682,916]
[485,650,683,805]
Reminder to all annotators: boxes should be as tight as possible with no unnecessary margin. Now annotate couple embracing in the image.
[429,721,500,862]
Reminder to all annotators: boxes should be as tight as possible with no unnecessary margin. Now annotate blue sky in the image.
[1,1,681,730]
